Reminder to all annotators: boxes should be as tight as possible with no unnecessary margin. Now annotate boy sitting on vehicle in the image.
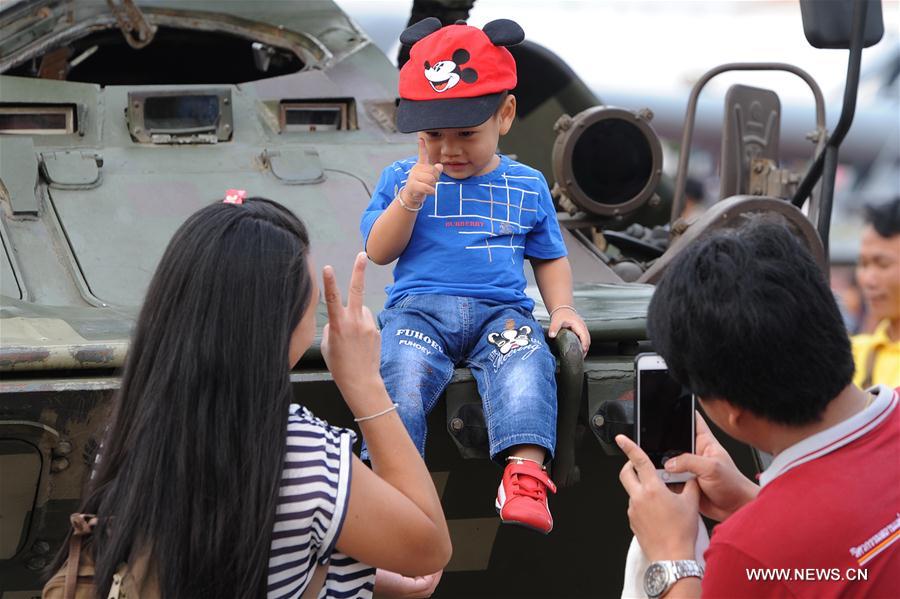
[360,17,590,534]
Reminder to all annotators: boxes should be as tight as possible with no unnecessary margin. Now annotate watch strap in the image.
[645,559,704,598]
[673,559,704,581]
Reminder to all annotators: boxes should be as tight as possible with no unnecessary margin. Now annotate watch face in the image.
[644,562,669,597]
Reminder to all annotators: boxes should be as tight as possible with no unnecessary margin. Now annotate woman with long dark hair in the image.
[59,198,450,598]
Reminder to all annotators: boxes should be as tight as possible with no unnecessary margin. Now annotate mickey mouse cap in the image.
[396,17,524,133]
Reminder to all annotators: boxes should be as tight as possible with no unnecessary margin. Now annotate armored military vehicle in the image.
[0,0,882,596]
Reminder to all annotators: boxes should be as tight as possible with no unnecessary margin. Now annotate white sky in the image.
[338,0,900,103]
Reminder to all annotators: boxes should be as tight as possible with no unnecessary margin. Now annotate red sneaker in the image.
[495,459,558,534]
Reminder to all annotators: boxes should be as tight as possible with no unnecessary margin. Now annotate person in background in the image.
[682,177,707,220]
[830,265,865,334]
[853,197,900,388]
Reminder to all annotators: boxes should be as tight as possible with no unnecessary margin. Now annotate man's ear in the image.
[697,395,734,433]
[721,400,744,430]
[498,94,516,135]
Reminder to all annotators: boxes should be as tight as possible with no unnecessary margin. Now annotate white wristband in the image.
[549,304,577,318]
[396,189,424,212]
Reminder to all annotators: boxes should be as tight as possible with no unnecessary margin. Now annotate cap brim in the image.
[396,92,505,133]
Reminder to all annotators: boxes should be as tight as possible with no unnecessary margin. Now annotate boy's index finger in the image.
[417,137,431,165]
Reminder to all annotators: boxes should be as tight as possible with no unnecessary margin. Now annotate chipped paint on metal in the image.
[0,348,51,369]
[71,345,118,365]
[0,317,128,371]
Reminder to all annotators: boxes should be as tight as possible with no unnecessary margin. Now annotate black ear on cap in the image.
[400,17,442,45]
[482,19,524,47]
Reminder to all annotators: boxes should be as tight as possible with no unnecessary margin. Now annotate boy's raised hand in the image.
[400,138,444,208]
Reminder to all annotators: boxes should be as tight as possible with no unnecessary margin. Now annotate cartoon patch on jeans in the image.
[487,319,541,370]
[488,320,532,354]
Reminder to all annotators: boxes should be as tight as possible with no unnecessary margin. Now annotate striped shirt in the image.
[267,404,375,599]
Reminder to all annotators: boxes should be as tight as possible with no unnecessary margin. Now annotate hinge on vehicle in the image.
[40,151,103,189]
[106,0,157,50]
[748,158,801,199]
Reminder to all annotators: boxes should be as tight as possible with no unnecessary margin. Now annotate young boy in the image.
[360,17,591,534]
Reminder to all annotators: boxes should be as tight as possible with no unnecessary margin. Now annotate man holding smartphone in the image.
[616,219,899,598]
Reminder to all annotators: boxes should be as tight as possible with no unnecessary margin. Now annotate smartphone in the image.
[634,352,696,483]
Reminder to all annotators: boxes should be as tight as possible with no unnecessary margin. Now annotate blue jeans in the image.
[362,294,557,462]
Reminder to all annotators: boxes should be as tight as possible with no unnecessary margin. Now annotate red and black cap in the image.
[396,17,524,133]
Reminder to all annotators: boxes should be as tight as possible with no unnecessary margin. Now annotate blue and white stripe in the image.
[267,404,374,599]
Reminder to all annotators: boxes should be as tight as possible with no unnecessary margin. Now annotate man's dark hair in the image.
[864,197,900,238]
[647,219,854,426]
[52,198,313,598]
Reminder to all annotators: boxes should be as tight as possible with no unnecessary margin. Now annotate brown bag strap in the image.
[64,514,98,599]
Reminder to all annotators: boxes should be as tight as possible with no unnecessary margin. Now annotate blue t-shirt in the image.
[360,154,567,311]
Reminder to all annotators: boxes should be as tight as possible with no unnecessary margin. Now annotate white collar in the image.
[759,385,898,488]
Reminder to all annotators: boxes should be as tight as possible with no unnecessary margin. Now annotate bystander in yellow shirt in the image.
[852,320,900,389]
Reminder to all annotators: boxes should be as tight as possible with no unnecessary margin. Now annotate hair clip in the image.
[224,189,247,205]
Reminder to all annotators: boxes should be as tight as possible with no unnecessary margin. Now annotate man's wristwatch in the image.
[643,560,704,598]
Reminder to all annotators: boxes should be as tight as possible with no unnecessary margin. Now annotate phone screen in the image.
[638,368,694,469]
